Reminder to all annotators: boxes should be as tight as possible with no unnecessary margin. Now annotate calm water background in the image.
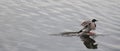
[0,0,120,51]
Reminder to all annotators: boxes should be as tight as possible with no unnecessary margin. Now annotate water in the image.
[0,0,120,51]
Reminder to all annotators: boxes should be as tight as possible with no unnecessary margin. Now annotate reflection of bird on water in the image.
[80,32,98,49]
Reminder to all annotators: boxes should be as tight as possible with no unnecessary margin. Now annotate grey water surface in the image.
[0,0,120,51]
